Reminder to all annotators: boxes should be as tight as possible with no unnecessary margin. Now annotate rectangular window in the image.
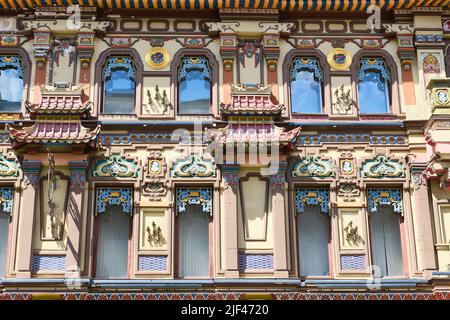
[0,214,9,276]
[178,205,210,278]
[95,206,130,278]
[297,206,330,276]
[369,206,403,277]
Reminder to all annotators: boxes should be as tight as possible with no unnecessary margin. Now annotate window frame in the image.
[176,56,213,116]
[282,50,331,119]
[357,58,392,115]
[173,186,214,279]
[0,185,13,278]
[101,55,138,115]
[0,49,31,115]
[289,57,325,115]
[351,51,401,118]
[365,187,408,279]
[171,49,219,118]
[92,186,134,279]
[94,48,143,118]
[291,185,334,279]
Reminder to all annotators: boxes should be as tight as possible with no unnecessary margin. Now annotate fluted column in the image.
[271,162,289,278]
[410,167,437,273]
[16,160,41,278]
[65,161,88,277]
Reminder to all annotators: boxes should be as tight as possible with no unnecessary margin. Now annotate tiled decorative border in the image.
[1,292,449,300]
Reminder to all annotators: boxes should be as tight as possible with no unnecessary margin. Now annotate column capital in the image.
[22,160,42,189]
[222,164,240,193]
[270,162,288,194]
[69,161,88,194]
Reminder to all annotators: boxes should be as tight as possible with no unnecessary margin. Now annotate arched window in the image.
[178,56,211,114]
[290,57,323,114]
[0,56,24,112]
[357,58,390,114]
[102,56,136,114]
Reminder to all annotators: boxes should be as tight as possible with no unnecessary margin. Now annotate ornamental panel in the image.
[361,155,404,178]
[96,188,133,215]
[0,187,14,214]
[171,154,215,178]
[103,56,136,81]
[295,189,330,215]
[367,189,403,215]
[176,188,212,215]
[93,155,138,178]
[358,58,391,83]
[290,57,323,82]
[0,155,19,177]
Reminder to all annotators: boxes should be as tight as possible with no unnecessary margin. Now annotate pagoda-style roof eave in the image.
[5,122,101,146]
[0,1,447,11]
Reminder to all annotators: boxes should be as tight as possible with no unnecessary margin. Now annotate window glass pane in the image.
[358,71,389,114]
[297,206,329,276]
[370,206,403,277]
[179,70,211,114]
[291,70,322,113]
[178,205,209,277]
[95,206,129,278]
[0,214,9,276]
[0,68,23,112]
[103,68,135,114]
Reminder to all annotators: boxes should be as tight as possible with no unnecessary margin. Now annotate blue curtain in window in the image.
[95,206,130,278]
[0,214,9,276]
[358,58,390,114]
[370,206,403,277]
[178,205,210,278]
[290,57,323,114]
[178,57,211,114]
[297,206,330,276]
[0,56,24,112]
[103,57,136,114]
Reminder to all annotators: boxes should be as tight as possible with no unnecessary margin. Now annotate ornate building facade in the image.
[0,1,449,300]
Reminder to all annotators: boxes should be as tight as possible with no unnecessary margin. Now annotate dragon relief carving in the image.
[144,85,172,115]
[146,221,166,247]
[361,155,404,178]
[333,85,355,115]
[171,154,216,178]
[344,221,364,246]
[291,155,334,178]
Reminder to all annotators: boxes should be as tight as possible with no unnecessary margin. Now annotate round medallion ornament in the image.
[145,47,170,70]
[327,48,352,71]
[436,89,449,105]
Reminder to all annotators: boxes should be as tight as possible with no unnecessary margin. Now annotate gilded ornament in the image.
[327,48,352,71]
[145,47,171,70]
